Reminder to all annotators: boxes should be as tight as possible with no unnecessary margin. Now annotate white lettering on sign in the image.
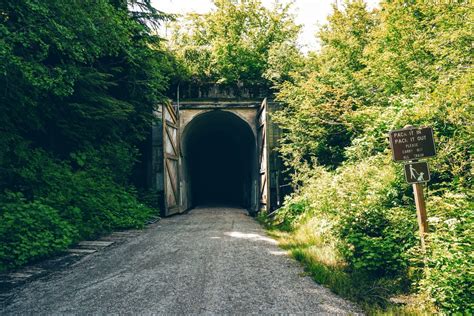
[394,132,408,137]
[389,127,436,161]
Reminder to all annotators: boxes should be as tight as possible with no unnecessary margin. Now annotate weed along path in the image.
[1,207,361,314]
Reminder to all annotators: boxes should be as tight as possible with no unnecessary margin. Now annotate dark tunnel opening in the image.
[183,111,255,208]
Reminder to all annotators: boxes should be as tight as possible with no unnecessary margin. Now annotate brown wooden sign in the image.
[389,127,436,161]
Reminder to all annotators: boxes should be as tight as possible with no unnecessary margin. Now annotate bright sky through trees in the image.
[152,0,379,51]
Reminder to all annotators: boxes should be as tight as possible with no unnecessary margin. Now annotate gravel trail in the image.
[1,207,361,314]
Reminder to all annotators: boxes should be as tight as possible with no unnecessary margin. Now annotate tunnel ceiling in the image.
[182,111,253,155]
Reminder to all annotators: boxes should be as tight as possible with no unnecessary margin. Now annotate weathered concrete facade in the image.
[150,85,285,216]
[179,101,260,213]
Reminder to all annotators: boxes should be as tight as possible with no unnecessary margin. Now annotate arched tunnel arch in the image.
[181,110,256,208]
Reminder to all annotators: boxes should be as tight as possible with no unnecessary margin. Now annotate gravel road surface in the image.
[1,207,361,314]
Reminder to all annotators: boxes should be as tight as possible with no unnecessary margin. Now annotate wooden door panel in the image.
[257,98,270,212]
[163,102,180,215]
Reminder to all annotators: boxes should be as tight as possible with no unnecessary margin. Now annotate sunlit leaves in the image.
[167,0,300,85]
[274,1,473,312]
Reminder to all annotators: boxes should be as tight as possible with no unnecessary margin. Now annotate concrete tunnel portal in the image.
[181,110,255,208]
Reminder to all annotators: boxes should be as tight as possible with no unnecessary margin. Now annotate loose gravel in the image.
[1,207,362,315]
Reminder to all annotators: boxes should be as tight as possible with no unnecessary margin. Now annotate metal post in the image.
[413,182,429,250]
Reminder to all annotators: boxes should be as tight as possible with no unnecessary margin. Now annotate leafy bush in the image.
[0,195,75,270]
[338,206,417,276]
[0,149,155,271]
[421,193,474,313]
[275,156,418,278]
[273,197,310,231]
[137,188,162,211]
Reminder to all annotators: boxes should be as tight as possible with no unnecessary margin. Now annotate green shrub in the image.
[338,206,417,276]
[421,193,474,313]
[13,148,156,238]
[52,169,154,238]
[273,197,310,231]
[0,148,156,269]
[137,188,162,211]
[0,195,75,271]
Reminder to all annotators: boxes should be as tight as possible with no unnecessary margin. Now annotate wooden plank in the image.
[164,102,177,124]
[165,159,179,206]
[165,125,178,156]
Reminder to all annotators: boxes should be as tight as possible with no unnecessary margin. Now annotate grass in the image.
[259,214,435,315]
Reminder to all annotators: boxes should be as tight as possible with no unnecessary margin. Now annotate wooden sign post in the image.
[389,125,436,250]
[413,182,429,250]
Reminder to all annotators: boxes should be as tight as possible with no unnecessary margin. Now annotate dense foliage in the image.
[0,0,172,270]
[166,0,300,87]
[272,0,473,313]
[1,0,471,313]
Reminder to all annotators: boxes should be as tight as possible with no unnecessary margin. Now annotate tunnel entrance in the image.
[182,111,255,208]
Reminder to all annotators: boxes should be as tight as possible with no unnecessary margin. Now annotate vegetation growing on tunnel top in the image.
[165,0,302,89]
[0,0,177,271]
[267,0,473,314]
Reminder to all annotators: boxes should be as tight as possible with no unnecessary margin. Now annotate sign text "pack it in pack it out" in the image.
[389,127,436,161]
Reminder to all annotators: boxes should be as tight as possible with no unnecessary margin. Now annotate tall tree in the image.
[167,0,301,86]
[273,0,376,171]
[0,0,175,269]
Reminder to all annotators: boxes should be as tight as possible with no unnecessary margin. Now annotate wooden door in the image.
[162,102,181,216]
[257,98,270,212]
